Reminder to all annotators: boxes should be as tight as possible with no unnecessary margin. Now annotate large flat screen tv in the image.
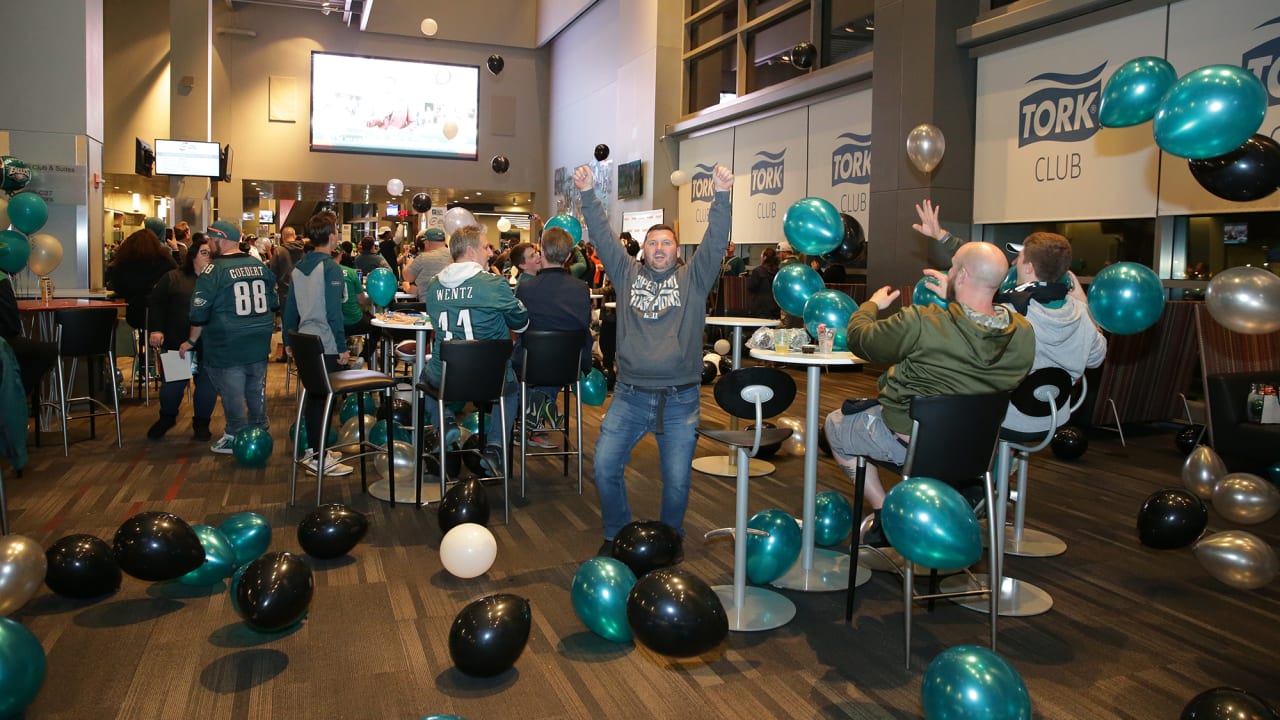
[310,51,479,160]
[154,139,222,178]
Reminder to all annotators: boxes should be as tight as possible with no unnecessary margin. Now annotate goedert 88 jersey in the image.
[423,264,528,385]
[190,253,279,368]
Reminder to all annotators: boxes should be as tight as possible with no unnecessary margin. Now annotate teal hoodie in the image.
[283,251,346,354]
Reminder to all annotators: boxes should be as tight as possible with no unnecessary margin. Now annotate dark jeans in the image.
[158,371,217,421]
[304,354,342,451]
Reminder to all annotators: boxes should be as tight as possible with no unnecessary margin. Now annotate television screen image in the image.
[154,139,222,178]
[135,138,154,177]
[310,52,479,160]
[386,203,401,217]
[1223,223,1248,245]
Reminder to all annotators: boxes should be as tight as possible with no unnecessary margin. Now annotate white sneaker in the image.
[302,449,354,476]
[211,434,235,454]
[325,450,343,464]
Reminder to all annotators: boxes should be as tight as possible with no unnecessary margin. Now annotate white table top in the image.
[706,316,780,328]
[370,313,433,330]
[750,348,864,366]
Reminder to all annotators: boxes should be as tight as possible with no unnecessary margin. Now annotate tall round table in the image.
[749,347,871,592]
[369,314,437,505]
[692,316,780,478]
[19,298,127,430]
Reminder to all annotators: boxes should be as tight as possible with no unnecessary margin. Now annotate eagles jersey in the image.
[424,262,528,385]
[189,253,279,368]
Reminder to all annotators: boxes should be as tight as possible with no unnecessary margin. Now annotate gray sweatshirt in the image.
[582,188,732,388]
[1002,295,1106,433]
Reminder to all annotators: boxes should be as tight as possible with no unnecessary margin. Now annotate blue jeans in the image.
[205,362,268,436]
[423,365,519,450]
[593,382,701,539]
[158,371,217,421]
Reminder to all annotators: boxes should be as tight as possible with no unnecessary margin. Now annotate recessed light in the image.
[475,191,482,196]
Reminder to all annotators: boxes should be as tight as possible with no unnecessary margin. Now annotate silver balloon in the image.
[337,414,377,453]
[0,197,9,231]
[443,207,477,236]
[27,232,63,276]
[775,415,806,456]
[906,123,946,173]
[373,439,417,477]
[1205,266,1280,335]
[1211,472,1280,525]
[0,535,48,616]
[1182,445,1227,500]
[1193,530,1278,590]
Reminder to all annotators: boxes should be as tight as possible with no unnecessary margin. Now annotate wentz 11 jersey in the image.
[189,253,279,368]
[423,262,528,385]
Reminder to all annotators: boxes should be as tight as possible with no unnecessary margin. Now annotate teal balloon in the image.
[882,478,982,571]
[339,393,377,424]
[232,426,273,467]
[1269,462,1280,485]
[229,563,248,615]
[370,419,410,447]
[0,230,30,274]
[218,512,272,568]
[0,156,32,194]
[459,411,492,435]
[570,556,637,643]
[289,418,339,457]
[179,525,237,586]
[1153,65,1268,160]
[1086,262,1165,335]
[544,214,583,245]
[581,368,607,407]
[921,645,1031,720]
[746,508,802,584]
[6,193,47,235]
[814,490,854,547]
[0,617,46,719]
[1098,56,1177,128]
[365,267,397,307]
[782,197,843,256]
[802,289,856,351]
[913,273,949,310]
[772,262,825,316]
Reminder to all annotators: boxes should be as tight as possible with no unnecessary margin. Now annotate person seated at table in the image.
[508,242,543,288]
[107,227,178,358]
[747,247,781,318]
[403,227,451,302]
[146,235,217,441]
[353,235,390,277]
[823,241,1035,544]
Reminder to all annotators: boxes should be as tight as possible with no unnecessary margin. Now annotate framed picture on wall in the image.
[617,160,643,199]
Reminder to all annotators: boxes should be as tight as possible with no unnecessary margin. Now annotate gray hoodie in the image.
[1003,295,1107,433]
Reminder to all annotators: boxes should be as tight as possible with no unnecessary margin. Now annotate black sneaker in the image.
[192,419,212,442]
[147,415,177,440]
[596,539,614,557]
[861,511,890,548]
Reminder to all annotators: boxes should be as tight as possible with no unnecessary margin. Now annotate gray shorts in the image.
[824,405,908,465]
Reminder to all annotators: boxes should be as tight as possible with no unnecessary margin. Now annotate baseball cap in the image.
[143,217,167,238]
[1005,242,1024,254]
[378,226,393,237]
[419,227,446,243]
[207,220,242,244]
[777,240,794,253]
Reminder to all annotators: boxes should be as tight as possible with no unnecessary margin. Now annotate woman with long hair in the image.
[145,235,218,440]
[107,228,177,332]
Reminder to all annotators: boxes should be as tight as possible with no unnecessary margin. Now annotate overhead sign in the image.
[807,89,872,247]
[731,108,808,245]
[676,128,734,244]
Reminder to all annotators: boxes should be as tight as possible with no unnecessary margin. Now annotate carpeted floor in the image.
[4,358,1278,719]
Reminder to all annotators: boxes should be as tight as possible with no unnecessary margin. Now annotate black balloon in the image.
[822,214,867,265]
[439,478,491,534]
[745,421,782,459]
[717,356,731,375]
[460,434,487,476]
[411,192,432,213]
[1181,687,1280,720]
[701,361,717,385]
[626,568,728,658]
[378,398,414,427]
[448,593,531,677]
[297,504,369,559]
[594,144,610,162]
[234,552,314,632]
[486,54,505,75]
[1050,426,1088,460]
[45,534,122,598]
[112,511,205,582]
[1137,489,1208,550]
[1188,134,1280,203]
[612,521,682,577]
[790,42,817,70]
[1176,424,1205,455]
[491,155,510,174]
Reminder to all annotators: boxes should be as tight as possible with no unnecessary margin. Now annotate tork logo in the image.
[750,150,786,196]
[1244,16,1280,107]
[1018,61,1105,148]
[690,163,717,203]
[831,132,872,186]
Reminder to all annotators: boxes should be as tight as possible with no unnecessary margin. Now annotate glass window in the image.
[690,0,725,13]
[1183,212,1278,280]
[747,0,796,21]
[746,9,811,94]
[983,219,1156,278]
[688,44,737,114]
[825,0,875,65]
[690,6,737,48]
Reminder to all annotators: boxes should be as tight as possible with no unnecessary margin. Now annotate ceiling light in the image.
[475,191,482,196]
[421,18,438,36]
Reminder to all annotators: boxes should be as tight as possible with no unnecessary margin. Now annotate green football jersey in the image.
[424,264,528,384]
[189,253,279,368]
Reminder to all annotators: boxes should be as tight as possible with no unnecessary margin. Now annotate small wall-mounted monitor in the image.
[220,144,233,182]
[617,160,643,199]
[259,209,275,224]
[386,203,401,217]
[154,139,222,178]
[1224,222,1248,245]
[135,138,155,177]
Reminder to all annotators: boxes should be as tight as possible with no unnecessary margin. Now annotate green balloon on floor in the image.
[218,512,272,568]
[370,419,411,447]
[339,394,377,423]
[0,617,46,719]
[179,525,237,586]
[814,490,853,546]
[232,427,273,467]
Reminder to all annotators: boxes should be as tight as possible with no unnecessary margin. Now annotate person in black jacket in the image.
[107,228,177,334]
[747,247,781,318]
[145,235,217,440]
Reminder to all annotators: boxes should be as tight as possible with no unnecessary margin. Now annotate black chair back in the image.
[520,330,587,387]
[713,367,796,421]
[287,332,333,395]
[389,301,426,313]
[439,340,512,403]
[54,308,117,357]
[903,392,1010,483]
[1008,367,1072,419]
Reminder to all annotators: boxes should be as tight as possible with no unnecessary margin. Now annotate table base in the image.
[691,455,775,477]
[1003,527,1067,558]
[713,586,797,632]
[937,574,1053,617]
[368,477,442,505]
[771,548,869,592]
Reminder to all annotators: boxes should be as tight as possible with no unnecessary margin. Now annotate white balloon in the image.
[906,123,946,173]
[337,414,377,452]
[670,170,690,186]
[0,197,8,230]
[443,207,477,236]
[496,218,512,233]
[775,416,806,456]
[420,18,438,36]
[27,232,63,276]
[386,178,405,196]
[713,339,731,355]
[1205,266,1280,335]
[440,523,497,579]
